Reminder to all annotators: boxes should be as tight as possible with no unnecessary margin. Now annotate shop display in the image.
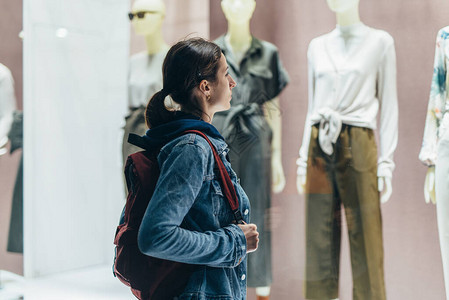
[419,26,449,300]
[0,63,15,156]
[0,63,22,254]
[296,0,398,299]
[213,0,289,298]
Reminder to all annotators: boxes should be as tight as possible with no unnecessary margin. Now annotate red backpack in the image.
[113,130,244,300]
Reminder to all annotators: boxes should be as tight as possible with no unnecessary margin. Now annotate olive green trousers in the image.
[304,125,386,300]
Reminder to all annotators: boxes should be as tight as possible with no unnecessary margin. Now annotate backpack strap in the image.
[128,133,149,150]
[183,130,244,224]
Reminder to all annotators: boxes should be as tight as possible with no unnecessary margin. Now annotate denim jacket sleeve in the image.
[137,141,247,268]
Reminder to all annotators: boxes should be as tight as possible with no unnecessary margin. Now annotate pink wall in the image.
[211,0,449,299]
[0,0,23,275]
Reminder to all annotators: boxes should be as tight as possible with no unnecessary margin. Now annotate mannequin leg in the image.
[337,126,386,300]
[436,132,449,300]
[228,128,273,288]
[256,286,270,299]
[256,288,270,300]
[304,126,340,299]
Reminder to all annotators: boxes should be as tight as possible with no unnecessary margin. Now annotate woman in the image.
[137,38,259,299]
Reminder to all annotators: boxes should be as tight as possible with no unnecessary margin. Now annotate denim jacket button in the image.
[244,209,249,216]
[241,274,246,281]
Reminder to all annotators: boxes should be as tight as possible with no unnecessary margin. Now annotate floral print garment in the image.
[420,27,449,166]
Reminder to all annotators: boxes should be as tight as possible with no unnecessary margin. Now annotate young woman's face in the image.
[209,54,236,113]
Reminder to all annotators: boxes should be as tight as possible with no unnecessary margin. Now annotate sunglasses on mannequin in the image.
[128,11,159,21]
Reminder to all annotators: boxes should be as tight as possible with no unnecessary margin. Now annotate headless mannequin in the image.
[420,22,449,299]
[220,0,286,297]
[297,1,397,299]
[296,0,392,204]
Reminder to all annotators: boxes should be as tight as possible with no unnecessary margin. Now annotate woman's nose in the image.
[229,75,237,88]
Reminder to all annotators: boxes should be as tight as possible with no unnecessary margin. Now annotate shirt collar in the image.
[216,35,263,68]
[333,22,367,38]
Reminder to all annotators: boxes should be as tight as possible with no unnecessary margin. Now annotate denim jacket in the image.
[137,130,251,300]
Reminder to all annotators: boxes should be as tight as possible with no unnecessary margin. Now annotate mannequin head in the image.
[326,0,359,13]
[130,0,165,36]
[221,0,256,25]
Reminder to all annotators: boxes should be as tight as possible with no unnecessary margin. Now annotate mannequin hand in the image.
[237,223,259,253]
[378,176,392,204]
[296,174,306,195]
[0,136,8,156]
[271,155,285,193]
[424,167,436,204]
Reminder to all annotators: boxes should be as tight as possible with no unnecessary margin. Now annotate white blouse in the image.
[0,63,16,149]
[128,46,169,109]
[419,26,449,166]
[297,23,398,178]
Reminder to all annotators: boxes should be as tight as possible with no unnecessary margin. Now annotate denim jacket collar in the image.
[137,112,226,151]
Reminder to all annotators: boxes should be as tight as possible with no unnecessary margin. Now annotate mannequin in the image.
[419,25,449,300]
[0,63,23,254]
[296,0,398,299]
[122,0,170,166]
[296,0,392,203]
[0,63,16,156]
[213,0,289,298]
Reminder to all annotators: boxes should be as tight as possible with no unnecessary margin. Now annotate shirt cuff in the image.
[377,161,395,178]
[225,224,247,267]
[419,148,437,166]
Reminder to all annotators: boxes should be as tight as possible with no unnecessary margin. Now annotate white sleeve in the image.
[0,66,17,145]
[419,30,446,166]
[376,37,398,178]
[297,42,315,175]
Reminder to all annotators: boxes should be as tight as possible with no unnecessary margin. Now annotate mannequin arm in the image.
[296,173,306,195]
[419,30,446,166]
[263,97,285,193]
[424,166,436,204]
[0,66,16,154]
[378,176,392,203]
[0,115,12,156]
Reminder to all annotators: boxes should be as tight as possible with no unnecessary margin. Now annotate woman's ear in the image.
[199,79,211,97]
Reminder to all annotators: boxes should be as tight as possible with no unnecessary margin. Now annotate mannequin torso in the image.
[297,0,396,204]
[221,0,286,194]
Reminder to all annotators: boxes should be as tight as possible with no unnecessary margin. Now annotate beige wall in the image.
[211,0,449,299]
[0,0,23,275]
